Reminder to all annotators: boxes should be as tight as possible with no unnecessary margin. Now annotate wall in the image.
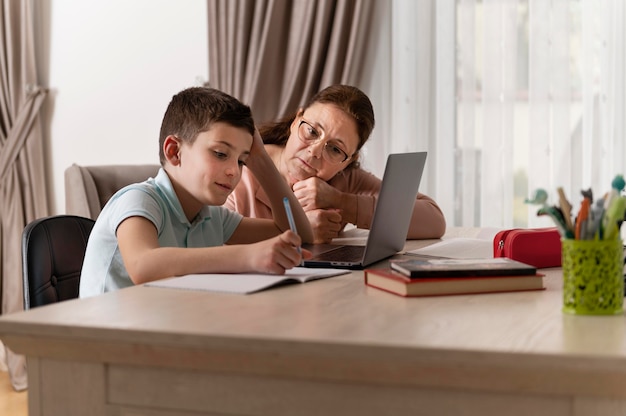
[35,0,208,214]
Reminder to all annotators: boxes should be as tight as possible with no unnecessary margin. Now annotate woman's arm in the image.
[406,194,446,239]
[294,167,446,239]
[241,130,314,243]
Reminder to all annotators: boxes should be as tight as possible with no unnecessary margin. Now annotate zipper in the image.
[495,229,518,258]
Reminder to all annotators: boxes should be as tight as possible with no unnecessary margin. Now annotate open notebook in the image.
[145,267,349,294]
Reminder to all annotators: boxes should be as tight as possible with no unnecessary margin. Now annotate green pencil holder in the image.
[562,238,624,315]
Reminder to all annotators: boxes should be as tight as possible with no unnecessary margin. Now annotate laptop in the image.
[301,152,427,269]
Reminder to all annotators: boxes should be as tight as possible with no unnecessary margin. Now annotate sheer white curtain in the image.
[369,0,626,230]
[361,0,455,222]
[579,0,626,207]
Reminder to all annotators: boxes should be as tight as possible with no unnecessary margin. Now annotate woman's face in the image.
[281,102,360,186]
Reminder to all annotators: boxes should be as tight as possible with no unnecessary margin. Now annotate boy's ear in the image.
[163,135,182,165]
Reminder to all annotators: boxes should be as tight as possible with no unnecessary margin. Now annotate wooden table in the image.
[2,230,626,416]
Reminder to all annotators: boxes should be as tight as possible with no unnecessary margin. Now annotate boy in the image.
[80,87,313,297]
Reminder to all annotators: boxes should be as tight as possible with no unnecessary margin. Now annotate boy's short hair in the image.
[159,87,255,164]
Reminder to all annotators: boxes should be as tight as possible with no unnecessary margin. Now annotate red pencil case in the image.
[493,227,562,268]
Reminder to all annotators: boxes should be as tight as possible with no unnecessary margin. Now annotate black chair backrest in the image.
[22,215,95,309]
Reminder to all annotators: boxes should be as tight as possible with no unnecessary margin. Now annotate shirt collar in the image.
[154,168,212,226]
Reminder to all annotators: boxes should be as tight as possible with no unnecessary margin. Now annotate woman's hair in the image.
[259,85,375,169]
[158,87,254,165]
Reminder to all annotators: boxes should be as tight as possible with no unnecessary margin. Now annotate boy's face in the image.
[170,122,252,210]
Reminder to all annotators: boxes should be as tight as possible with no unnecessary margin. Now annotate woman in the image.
[225,85,446,243]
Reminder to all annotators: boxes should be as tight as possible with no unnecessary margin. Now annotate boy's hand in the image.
[245,231,312,274]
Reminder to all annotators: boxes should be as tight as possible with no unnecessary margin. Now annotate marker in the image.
[575,197,590,240]
[282,197,301,254]
[581,188,593,203]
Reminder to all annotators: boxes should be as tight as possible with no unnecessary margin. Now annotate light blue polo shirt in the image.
[79,168,243,297]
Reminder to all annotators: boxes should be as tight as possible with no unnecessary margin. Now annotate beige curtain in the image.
[0,0,49,390]
[207,0,373,123]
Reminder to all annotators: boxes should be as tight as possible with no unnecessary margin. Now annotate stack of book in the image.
[364,258,545,297]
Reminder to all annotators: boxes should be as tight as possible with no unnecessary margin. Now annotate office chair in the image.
[22,215,95,309]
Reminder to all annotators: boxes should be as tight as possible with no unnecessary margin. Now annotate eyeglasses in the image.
[297,120,351,164]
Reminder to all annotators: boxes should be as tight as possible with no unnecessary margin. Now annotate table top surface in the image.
[1,227,624,362]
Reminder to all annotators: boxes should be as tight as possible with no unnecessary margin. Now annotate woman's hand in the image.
[306,209,343,243]
[292,177,342,211]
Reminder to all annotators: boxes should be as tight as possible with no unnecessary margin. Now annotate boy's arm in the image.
[243,129,314,243]
[117,216,307,283]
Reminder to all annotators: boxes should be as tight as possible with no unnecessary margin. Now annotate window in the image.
[363,0,624,230]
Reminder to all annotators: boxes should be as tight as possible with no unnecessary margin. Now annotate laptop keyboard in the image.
[315,245,365,261]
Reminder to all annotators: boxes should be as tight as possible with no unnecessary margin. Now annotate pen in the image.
[532,181,625,241]
[557,187,575,235]
[282,197,302,254]
[603,174,625,210]
[602,195,626,240]
[537,205,572,238]
[589,199,605,239]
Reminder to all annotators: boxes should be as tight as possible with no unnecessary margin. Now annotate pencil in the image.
[282,197,301,254]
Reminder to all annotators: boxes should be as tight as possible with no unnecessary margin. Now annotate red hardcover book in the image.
[364,268,545,297]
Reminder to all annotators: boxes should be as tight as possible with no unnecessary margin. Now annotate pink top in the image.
[226,166,446,240]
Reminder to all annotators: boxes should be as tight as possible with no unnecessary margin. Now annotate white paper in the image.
[406,238,494,259]
[145,267,350,294]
